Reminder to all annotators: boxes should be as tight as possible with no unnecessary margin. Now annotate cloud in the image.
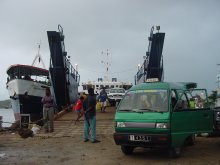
[0,0,220,100]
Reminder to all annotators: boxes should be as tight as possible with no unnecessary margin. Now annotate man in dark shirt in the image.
[83,88,100,143]
[99,88,107,112]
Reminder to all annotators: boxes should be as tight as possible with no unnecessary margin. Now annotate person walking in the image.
[99,88,107,112]
[41,88,54,133]
[74,96,84,124]
[83,88,100,143]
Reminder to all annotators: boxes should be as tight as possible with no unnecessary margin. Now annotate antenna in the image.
[32,41,46,69]
[101,49,111,81]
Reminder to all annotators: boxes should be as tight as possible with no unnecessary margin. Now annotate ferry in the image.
[6,25,81,123]
[81,50,132,94]
[6,45,50,122]
[81,78,132,95]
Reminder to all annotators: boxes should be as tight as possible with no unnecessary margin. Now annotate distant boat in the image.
[81,78,132,95]
[6,45,50,121]
[81,49,132,94]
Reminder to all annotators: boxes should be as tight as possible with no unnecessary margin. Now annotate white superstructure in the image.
[216,88,220,108]
[81,78,132,94]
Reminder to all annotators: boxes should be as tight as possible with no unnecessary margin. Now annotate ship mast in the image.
[32,42,46,69]
[101,49,111,81]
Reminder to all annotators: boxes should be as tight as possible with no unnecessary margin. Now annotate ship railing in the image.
[66,59,80,84]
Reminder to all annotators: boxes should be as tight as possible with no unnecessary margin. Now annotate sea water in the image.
[0,108,15,127]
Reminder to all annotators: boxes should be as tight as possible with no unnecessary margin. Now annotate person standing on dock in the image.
[99,88,107,112]
[83,88,100,143]
[41,88,54,133]
[74,96,84,124]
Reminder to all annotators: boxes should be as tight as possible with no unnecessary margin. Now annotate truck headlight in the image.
[116,122,126,127]
[156,123,169,129]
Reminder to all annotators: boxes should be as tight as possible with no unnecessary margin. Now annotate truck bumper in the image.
[113,132,170,148]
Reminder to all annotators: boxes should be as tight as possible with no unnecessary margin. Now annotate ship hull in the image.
[7,79,49,121]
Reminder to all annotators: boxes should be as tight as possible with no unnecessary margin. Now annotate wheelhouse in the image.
[6,64,50,85]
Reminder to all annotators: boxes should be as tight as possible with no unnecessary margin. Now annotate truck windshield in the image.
[118,89,168,112]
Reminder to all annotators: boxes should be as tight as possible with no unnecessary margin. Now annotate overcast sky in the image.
[0,0,220,100]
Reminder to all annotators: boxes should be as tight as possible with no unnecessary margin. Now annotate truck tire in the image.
[188,134,196,146]
[169,147,181,158]
[121,146,134,155]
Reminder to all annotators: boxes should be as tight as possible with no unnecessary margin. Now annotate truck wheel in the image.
[188,134,196,146]
[121,146,134,155]
[169,147,181,158]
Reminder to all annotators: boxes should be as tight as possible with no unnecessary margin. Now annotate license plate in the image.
[129,135,151,142]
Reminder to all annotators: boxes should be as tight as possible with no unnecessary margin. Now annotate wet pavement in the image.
[2,107,220,164]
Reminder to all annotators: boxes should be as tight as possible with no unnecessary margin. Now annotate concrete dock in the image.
[36,106,116,138]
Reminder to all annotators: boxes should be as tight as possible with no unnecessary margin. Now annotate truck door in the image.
[170,89,213,147]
